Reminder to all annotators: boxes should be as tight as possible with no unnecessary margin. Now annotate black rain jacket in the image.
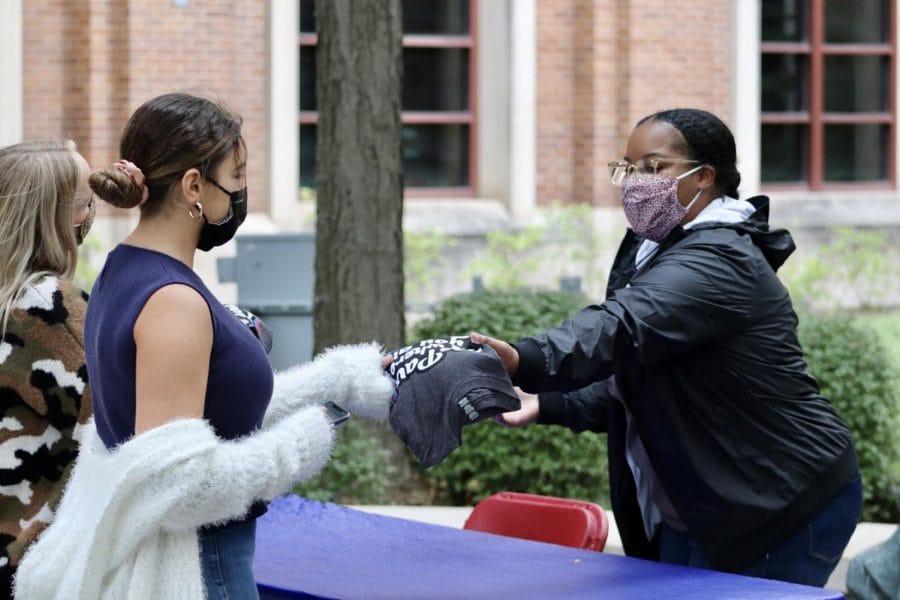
[515,196,858,572]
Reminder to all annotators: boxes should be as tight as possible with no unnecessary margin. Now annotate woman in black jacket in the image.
[472,108,861,587]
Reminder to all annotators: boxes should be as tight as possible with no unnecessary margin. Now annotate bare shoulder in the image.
[133,284,213,429]
[134,283,212,349]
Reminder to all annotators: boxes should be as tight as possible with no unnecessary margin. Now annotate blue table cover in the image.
[254,495,843,600]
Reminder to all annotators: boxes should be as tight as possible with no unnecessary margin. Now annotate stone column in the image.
[509,0,536,222]
[269,0,301,225]
[733,0,762,196]
[0,0,23,146]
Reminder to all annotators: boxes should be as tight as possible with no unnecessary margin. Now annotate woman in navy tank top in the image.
[14,93,395,600]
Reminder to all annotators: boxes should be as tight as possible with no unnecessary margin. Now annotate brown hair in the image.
[89,92,244,211]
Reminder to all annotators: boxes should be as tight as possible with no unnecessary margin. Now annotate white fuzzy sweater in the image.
[14,342,392,600]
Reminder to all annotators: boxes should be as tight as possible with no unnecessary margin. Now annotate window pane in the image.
[404,48,469,111]
[761,0,806,42]
[825,0,888,43]
[303,46,472,114]
[302,125,471,189]
[300,0,315,33]
[403,125,469,187]
[300,125,316,188]
[824,124,888,181]
[299,47,316,111]
[306,0,471,35]
[761,124,808,181]
[403,0,469,34]
[825,55,889,112]
[761,54,808,111]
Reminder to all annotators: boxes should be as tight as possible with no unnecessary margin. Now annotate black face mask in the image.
[197,178,248,252]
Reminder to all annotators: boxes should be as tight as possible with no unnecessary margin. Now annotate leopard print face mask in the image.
[620,165,703,242]
[75,197,95,245]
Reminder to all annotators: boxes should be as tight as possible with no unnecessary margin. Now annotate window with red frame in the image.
[299,0,477,195]
[761,0,895,188]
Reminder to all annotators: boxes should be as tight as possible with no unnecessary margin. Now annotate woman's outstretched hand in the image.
[469,331,519,379]
[494,387,539,427]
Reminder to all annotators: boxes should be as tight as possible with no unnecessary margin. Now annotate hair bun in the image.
[89,167,144,209]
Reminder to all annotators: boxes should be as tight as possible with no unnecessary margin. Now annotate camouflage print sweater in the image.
[0,276,90,595]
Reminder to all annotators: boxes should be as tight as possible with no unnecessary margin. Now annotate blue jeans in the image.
[199,518,260,600]
[659,474,863,587]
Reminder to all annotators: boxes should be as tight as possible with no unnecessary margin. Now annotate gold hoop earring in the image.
[188,202,203,221]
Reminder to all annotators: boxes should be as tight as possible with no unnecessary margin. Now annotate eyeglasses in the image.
[607,157,701,186]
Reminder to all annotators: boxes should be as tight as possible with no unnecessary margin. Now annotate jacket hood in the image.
[694,195,796,271]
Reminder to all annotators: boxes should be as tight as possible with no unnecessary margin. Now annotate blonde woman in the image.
[0,139,95,595]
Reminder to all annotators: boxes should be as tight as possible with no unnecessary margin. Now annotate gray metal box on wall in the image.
[218,233,315,371]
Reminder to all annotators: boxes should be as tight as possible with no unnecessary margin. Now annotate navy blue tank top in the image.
[85,244,274,449]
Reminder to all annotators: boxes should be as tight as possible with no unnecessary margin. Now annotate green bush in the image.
[292,420,399,504]
[780,226,900,311]
[413,288,589,344]
[798,314,900,522]
[411,288,610,507]
[404,229,456,305]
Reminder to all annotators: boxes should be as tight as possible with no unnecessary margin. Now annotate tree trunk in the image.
[313,0,424,503]
[314,0,405,353]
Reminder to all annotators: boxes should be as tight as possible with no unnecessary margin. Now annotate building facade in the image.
[2,0,898,302]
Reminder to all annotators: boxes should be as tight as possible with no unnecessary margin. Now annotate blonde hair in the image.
[0,139,81,336]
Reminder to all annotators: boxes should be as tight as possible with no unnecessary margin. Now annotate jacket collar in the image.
[615,195,795,280]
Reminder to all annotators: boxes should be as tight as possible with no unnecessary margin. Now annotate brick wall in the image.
[536,0,735,207]
[22,0,269,214]
[23,0,735,214]
[534,0,577,206]
[22,2,89,144]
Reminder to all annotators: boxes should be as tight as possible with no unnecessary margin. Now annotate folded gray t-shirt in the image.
[386,336,520,468]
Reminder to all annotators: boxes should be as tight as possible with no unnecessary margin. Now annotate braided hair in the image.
[638,108,742,199]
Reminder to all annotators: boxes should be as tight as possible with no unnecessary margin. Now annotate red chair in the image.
[463,491,609,552]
